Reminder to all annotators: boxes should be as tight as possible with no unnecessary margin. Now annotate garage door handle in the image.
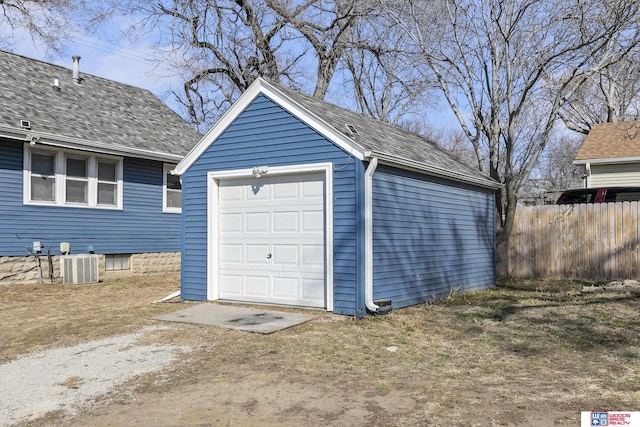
[266,253,272,259]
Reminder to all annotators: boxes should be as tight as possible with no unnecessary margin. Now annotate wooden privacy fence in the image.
[508,202,640,281]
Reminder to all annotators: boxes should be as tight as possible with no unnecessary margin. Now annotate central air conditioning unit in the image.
[60,254,99,284]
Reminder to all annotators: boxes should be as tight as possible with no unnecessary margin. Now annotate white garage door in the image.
[218,172,326,308]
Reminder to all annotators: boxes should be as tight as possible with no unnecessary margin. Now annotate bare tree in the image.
[537,134,585,191]
[341,11,435,124]
[560,53,640,134]
[380,0,640,274]
[93,0,386,129]
[433,127,478,167]
[117,0,295,130]
[266,0,367,99]
[87,0,431,130]
[0,0,82,51]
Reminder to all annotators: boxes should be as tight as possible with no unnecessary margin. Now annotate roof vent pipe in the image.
[72,55,81,84]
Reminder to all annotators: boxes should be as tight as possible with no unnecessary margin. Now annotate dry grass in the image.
[2,276,639,426]
[0,274,183,364]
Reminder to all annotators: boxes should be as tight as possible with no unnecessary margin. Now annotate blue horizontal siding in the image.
[181,94,359,315]
[0,139,181,256]
[372,166,495,308]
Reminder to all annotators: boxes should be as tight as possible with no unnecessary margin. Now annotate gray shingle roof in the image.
[269,80,499,189]
[0,50,201,161]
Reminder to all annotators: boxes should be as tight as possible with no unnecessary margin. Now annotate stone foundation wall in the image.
[0,255,57,284]
[105,252,181,277]
[0,252,181,284]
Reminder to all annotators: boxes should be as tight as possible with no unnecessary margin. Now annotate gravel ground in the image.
[0,326,191,426]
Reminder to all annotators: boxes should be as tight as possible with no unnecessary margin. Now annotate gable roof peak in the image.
[176,77,499,189]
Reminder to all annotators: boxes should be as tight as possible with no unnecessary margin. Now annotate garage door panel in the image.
[272,277,298,298]
[220,213,243,232]
[223,237,275,245]
[246,183,270,200]
[302,211,324,231]
[302,245,324,266]
[245,276,269,297]
[246,244,270,264]
[302,180,323,198]
[302,279,325,300]
[273,181,298,199]
[218,172,326,308]
[221,266,323,275]
[272,245,298,265]
[220,275,243,295]
[220,244,243,263]
[223,202,310,210]
[246,212,270,232]
[273,211,299,232]
[219,185,244,201]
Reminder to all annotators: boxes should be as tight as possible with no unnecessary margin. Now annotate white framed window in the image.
[163,164,181,213]
[65,155,89,204]
[30,150,56,202]
[105,254,131,271]
[24,145,123,209]
[97,159,119,206]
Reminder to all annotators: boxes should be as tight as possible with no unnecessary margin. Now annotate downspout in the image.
[585,162,591,188]
[364,157,379,313]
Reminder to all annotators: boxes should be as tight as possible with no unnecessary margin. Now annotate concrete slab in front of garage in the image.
[154,303,314,334]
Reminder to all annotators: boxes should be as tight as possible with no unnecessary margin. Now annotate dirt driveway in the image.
[1,275,638,426]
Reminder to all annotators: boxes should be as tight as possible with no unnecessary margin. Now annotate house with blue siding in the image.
[0,50,201,283]
[174,78,500,317]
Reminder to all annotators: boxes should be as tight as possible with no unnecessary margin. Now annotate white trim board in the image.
[174,78,366,176]
[575,157,640,165]
[206,162,334,311]
[2,125,183,163]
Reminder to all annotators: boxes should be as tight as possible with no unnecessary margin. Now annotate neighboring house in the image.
[174,78,501,317]
[517,179,561,206]
[0,50,201,283]
[574,121,640,188]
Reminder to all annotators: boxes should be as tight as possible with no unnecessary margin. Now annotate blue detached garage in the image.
[173,78,501,318]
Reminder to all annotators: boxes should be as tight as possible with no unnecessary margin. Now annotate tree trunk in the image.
[495,230,510,279]
[495,181,518,278]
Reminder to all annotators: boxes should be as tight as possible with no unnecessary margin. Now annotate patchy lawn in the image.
[1,276,639,426]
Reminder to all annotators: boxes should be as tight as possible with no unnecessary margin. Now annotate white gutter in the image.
[364,157,379,313]
[0,125,184,162]
[574,156,640,165]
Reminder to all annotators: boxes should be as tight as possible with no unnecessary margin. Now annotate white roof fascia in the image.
[372,151,502,190]
[173,78,366,175]
[574,156,640,165]
[258,79,367,160]
[0,124,183,162]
